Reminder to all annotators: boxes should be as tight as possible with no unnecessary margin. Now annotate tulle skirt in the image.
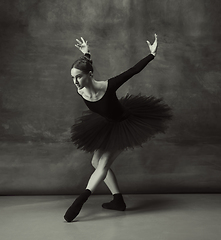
[71,94,172,153]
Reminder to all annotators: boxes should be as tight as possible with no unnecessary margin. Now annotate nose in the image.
[73,78,78,85]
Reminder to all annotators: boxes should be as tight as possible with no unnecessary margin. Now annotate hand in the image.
[75,37,90,54]
[146,34,158,56]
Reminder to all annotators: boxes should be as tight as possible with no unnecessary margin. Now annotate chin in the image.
[77,85,83,90]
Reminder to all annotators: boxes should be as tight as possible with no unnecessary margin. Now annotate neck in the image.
[83,78,98,98]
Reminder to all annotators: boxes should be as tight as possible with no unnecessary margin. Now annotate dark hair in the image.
[71,56,93,74]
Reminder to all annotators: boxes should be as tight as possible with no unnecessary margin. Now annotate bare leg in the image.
[64,150,122,222]
[91,150,121,194]
[86,150,121,193]
[104,169,121,195]
[90,150,126,211]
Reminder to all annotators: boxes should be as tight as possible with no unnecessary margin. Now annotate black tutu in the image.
[71,94,172,153]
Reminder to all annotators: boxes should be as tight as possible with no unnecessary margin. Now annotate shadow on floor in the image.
[126,197,180,212]
[73,196,183,222]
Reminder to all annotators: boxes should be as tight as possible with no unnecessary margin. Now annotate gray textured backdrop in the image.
[0,0,221,194]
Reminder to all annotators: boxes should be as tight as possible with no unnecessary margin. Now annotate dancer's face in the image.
[71,68,91,90]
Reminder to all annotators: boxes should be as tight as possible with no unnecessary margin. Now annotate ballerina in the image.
[64,34,172,222]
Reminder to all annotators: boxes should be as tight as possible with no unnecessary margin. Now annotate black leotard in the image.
[80,54,155,121]
[72,53,172,152]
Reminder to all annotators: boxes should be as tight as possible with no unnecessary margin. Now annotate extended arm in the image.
[108,54,154,91]
[109,34,158,91]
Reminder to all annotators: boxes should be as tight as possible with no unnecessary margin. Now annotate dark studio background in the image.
[0,0,221,195]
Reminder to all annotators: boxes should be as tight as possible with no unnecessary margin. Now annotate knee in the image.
[91,150,103,168]
[91,158,99,168]
[97,157,110,172]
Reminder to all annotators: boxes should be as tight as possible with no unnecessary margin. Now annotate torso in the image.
[76,54,154,121]
[78,78,127,121]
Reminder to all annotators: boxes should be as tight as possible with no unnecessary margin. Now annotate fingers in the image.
[75,44,81,49]
[75,37,89,53]
[146,40,151,47]
[154,33,157,44]
[76,37,87,44]
[76,37,89,50]
[81,37,86,44]
[76,38,82,44]
[146,33,157,45]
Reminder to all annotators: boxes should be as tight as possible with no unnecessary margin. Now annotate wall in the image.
[0,0,221,194]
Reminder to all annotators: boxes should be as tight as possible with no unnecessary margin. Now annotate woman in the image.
[64,34,172,222]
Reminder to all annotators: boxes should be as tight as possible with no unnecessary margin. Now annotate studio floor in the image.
[0,194,221,240]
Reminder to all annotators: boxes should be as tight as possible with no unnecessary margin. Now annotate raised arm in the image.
[109,34,158,91]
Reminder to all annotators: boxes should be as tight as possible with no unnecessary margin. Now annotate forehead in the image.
[71,68,83,77]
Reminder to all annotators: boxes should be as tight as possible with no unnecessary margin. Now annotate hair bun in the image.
[80,55,93,65]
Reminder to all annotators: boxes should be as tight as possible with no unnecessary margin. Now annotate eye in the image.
[76,75,82,80]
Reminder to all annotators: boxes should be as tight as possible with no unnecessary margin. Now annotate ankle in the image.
[113,193,124,201]
[80,189,91,200]
[102,193,126,211]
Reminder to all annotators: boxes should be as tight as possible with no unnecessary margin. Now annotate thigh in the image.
[91,149,104,168]
[93,149,104,159]
[98,150,122,169]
